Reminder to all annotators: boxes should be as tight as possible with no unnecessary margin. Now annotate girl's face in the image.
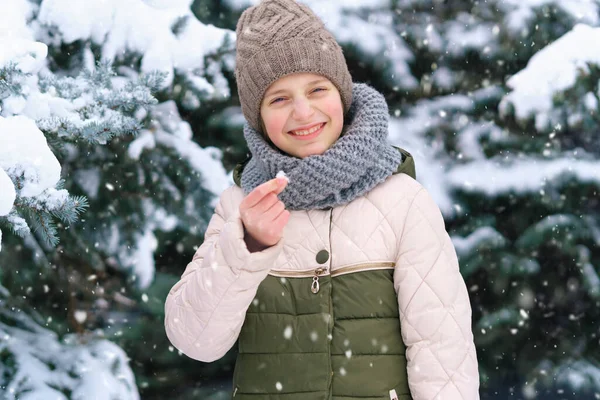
[260,73,344,159]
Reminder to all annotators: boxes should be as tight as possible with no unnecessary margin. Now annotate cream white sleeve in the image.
[164,188,283,362]
[394,187,480,399]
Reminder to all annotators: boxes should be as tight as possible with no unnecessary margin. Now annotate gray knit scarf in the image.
[241,83,403,211]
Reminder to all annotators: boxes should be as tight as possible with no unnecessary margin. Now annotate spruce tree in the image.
[1,0,235,398]
[3,0,600,398]
[385,1,600,398]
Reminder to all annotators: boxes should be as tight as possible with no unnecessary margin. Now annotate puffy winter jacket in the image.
[165,148,479,399]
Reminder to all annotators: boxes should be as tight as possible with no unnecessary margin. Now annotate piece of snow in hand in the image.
[276,170,289,183]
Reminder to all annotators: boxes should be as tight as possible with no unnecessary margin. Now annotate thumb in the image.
[273,177,288,195]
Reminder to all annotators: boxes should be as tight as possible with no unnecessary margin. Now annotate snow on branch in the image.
[0,298,139,400]
[0,37,160,250]
[500,24,600,132]
[37,0,234,89]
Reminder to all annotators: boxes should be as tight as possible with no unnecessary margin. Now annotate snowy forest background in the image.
[1,0,600,398]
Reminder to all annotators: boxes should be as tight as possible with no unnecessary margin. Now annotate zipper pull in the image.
[389,389,398,400]
[311,267,325,294]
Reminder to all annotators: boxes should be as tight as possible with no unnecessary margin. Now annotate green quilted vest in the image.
[231,148,416,400]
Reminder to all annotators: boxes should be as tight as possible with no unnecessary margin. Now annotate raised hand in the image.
[239,177,290,251]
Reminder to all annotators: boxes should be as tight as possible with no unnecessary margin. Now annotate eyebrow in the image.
[264,79,329,98]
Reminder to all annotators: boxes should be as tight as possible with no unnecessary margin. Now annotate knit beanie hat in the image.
[234,0,353,132]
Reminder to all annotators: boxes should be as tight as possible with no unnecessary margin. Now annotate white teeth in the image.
[291,123,323,136]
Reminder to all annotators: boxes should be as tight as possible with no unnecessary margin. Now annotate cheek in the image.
[262,112,288,137]
[322,100,344,130]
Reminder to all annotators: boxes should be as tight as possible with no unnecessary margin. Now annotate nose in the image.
[291,96,314,120]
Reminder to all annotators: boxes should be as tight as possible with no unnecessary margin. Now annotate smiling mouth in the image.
[289,123,326,136]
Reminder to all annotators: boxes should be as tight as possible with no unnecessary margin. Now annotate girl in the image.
[165,0,480,399]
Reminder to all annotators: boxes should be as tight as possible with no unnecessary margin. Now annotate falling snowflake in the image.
[74,310,87,324]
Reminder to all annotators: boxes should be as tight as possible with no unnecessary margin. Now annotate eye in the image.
[311,87,327,93]
[270,97,285,104]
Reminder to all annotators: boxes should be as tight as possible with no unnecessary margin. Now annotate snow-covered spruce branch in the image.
[499,24,600,134]
[35,61,166,145]
[0,62,26,100]
[1,53,163,251]
[14,189,88,247]
[0,116,90,249]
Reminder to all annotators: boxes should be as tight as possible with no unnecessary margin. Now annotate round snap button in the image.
[316,250,329,264]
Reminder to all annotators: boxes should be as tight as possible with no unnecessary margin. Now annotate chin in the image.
[299,146,328,158]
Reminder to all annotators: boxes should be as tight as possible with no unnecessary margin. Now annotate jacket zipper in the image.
[330,262,395,277]
[268,268,329,278]
[311,267,326,294]
[269,262,395,295]
[269,262,395,278]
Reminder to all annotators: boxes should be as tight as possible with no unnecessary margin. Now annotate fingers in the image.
[264,199,285,221]
[272,177,288,195]
[242,177,287,208]
[240,191,285,231]
[243,179,280,208]
[239,177,290,248]
[255,193,279,214]
[273,209,290,228]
